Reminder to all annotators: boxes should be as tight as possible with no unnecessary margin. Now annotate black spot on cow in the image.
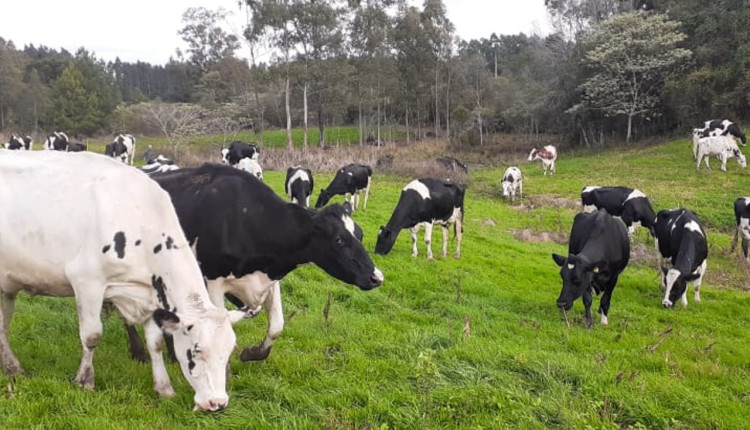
[113,232,126,259]
[165,236,174,249]
[102,245,111,254]
[153,244,162,254]
[135,240,141,246]
[151,275,170,310]
[187,349,196,372]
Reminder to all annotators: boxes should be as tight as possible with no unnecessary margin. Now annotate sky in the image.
[0,1,550,65]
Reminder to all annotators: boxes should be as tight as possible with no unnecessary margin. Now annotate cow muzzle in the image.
[662,299,674,308]
[556,300,573,311]
[194,398,228,412]
[366,268,384,289]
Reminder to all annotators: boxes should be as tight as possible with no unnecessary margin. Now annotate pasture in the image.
[1,137,750,429]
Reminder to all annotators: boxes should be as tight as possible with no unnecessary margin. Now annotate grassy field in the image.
[1,137,750,429]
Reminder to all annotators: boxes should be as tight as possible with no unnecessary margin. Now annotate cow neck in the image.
[265,204,318,280]
[156,244,216,316]
[385,196,422,232]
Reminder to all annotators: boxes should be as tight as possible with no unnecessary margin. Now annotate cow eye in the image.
[335,236,343,246]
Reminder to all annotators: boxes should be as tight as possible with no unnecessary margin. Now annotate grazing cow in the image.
[105,134,136,165]
[580,186,657,236]
[0,151,237,412]
[221,141,259,165]
[4,134,32,150]
[655,208,708,308]
[696,119,746,146]
[528,145,557,176]
[731,197,750,261]
[148,164,383,362]
[315,164,372,212]
[285,166,314,207]
[552,209,630,327]
[501,166,523,201]
[375,178,465,259]
[376,154,394,169]
[67,141,87,152]
[237,157,263,180]
[43,131,69,151]
[695,135,747,171]
[141,155,179,175]
[436,156,468,173]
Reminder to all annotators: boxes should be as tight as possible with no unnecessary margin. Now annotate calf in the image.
[695,135,747,171]
[655,208,708,308]
[67,141,87,152]
[528,145,557,176]
[697,119,746,146]
[105,134,136,164]
[731,197,750,261]
[552,209,630,327]
[237,157,263,180]
[0,151,237,412]
[4,134,32,150]
[43,131,69,151]
[436,156,468,173]
[580,186,656,236]
[375,178,465,259]
[221,141,259,165]
[501,166,523,202]
[315,163,372,212]
[285,166,314,207]
[141,155,179,175]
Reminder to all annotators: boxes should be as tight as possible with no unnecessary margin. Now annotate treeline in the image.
[0,0,748,147]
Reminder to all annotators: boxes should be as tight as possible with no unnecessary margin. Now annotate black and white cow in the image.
[0,151,237,412]
[436,156,468,173]
[105,134,136,165]
[43,131,69,151]
[695,135,747,171]
[731,197,750,261]
[285,166,314,207]
[501,166,523,201]
[237,157,263,180]
[696,119,746,146]
[149,164,383,362]
[141,155,179,175]
[4,134,32,150]
[221,141,259,165]
[552,209,630,327]
[375,178,465,259]
[581,186,657,236]
[655,208,708,308]
[528,145,557,176]
[315,163,372,212]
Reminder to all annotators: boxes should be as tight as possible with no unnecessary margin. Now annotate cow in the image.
[105,134,136,165]
[285,166,314,207]
[43,131,69,151]
[67,141,87,152]
[4,134,32,150]
[528,145,557,176]
[436,156,468,173]
[731,197,750,261]
[580,186,657,236]
[696,119,746,146]
[0,151,238,412]
[695,135,747,171]
[237,157,263,180]
[375,178,465,260]
[147,164,383,362]
[315,163,372,212]
[552,209,630,328]
[141,155,179,175]
[655,208,708,308]
[221,141,259,166]
[501,166,523,202]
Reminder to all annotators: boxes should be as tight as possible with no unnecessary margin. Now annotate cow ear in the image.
[153,308,183,334]
[552,254,566,267]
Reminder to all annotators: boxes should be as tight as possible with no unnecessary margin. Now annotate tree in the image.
[137,102,205,157]
[570,11,691,142]
[178,7,240,72]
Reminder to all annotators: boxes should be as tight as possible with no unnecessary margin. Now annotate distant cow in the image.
[105,134,136,165]
[501,166,523,201]
[732,197,750,261]
[4,134,32,150]
[552,209,630,327]
[695,135,746,171]
[655,208,708,308]
[67,141,87,152]
[221,141,259,166]
[43,131,69,151]
[528,145,557,176]
[581,186,656,236]
[141,155,179,175]
[315,164,372,212]
[375,178,465,259]
[285,166,314,207]
[237,157,263,180]
[436,156,468,173]
[696,119,746,146]
[0,151,237,412]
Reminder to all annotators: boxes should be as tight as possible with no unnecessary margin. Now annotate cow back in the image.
[569,210,629,272]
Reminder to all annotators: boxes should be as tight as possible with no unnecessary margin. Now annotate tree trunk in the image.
[434,62,440,139]
[406,105,410,145]
[303,82,308,151]
[285,75,292,150]
[626,113,633,143]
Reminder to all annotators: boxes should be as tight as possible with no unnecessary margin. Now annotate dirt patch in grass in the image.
[508,228,568,244]
[512,195,580,212]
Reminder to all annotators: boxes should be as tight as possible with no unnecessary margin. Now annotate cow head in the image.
[153,308,236,412]
[552,253,606,310]
[527,149,538,161]
[315,188,334,208]
[501,177,514,198]
[660,267,701,308]
[220,148,230,164]
[375,225,398,255]
[733,148,747,168]
[309,204,383,289]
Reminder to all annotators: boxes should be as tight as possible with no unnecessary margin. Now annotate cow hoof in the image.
[240,345,271,362]
[2,361,24,376]
[662,300,673,308]
[156,385,176,398]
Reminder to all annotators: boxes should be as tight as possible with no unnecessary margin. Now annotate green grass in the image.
[2,137,750,429]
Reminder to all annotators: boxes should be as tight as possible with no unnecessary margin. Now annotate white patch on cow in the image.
[684,220,704,236]
[740,217,750,240]
[221,148,230,164]
[237,158,263,180]
[206,272,275,311]
[582,186,601,194]
[601,314,608,325]
[372,267,384,283]
[403,180,431,200]
[342,215,356,238]
[662,268,681,307]
[286,169,310,198]
[624,189,646,202]
[567,263,575,269]
[582,204,597,213]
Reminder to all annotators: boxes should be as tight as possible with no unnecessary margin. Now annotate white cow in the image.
[237,157,263,181]
[696,135,747,172]
[0,151,239,412]
[528,145,557,176]
[501,166,523,201]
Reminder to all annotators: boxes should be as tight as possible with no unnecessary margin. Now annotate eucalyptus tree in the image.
[177,7,240,72]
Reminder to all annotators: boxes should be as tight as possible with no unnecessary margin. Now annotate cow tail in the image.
[454,183,467,240]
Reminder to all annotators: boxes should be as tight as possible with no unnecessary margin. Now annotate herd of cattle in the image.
[0,119,746,411]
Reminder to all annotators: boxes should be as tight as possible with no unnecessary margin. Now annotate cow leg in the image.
[71,286,105,390]
[143,317,174,398]
[125,323,149,363]
[410,226,419,257]
[363,177,372,209]
[423,222,434,260]
[721,155,728,172]
[454,212,463,259]
[582,290,593,328]
[0,292,23,375]
[519,180,523,199]
[693,260,707,303]
[442,224,449,258]
[598,277,617,326]
[550,161,555,175]
[241,281,283,362]
[743,238,750,262]
[731,227,740,252]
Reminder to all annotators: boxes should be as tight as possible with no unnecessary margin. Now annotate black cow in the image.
[697,119,746,146]
[43,131,69,151]
[315,163,372,212]
[581,186,657,236]
[655,208,708,308]
[731,197,750,261]
[436,156,468,173]
[4,134,32,150]
[145,164,383,362]
[375,178,465,259]
[221,141,259,166]
[67,142,87,152]
[552,209,630,328]
[285,166,314,207]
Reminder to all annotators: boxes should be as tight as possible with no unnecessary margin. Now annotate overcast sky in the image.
[0,1,550,65]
